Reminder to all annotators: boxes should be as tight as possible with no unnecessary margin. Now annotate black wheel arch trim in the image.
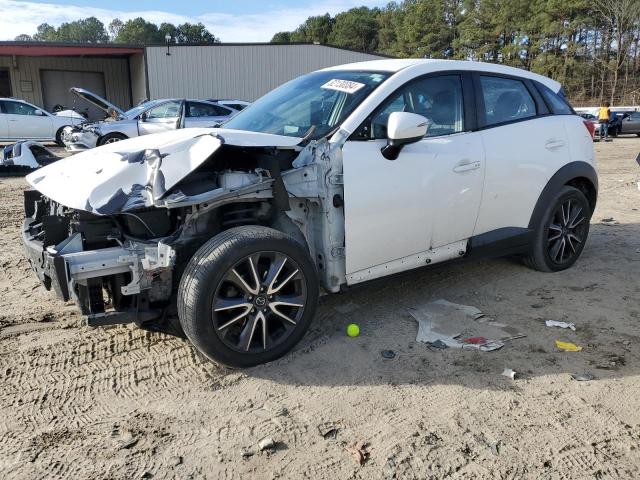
[528,161,598,230]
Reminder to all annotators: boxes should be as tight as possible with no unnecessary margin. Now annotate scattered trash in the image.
[168,455,182,467]
[410,300,525,353]
[490,441,501,456]
[345,440,371,466]
[241,449,255,458]
[317,423,339,439]
[571,372,595,381]
[111,429,138,450]
[502,368,517,380]
[346,323,360,337]
[480,341,504,352]
[257,437,276,452]
[601,217,619,226]
[545,320,576,331]
[426,339,449,349]
[381,349,396,359]
[463,336,488,344]
[555,340,582,352]
[383,457,397,480]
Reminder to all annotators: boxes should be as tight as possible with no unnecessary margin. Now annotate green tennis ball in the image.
[346,323,360,337]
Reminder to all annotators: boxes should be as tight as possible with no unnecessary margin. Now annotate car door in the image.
[137,100,183,136]
[473,74,570,236]
[0,104,8,139]
[621,112,640,134]
[184,101,232,128]
[1,100,53,140]
[342,73,485,280]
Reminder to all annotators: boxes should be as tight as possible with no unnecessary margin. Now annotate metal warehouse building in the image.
[0,42,385,118]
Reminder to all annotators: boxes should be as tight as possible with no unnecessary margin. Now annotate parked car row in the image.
[62,88,244,151]
[579,110,640,139]
[1,89,251,171]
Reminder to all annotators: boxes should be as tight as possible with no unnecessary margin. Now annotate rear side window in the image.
[537,83,574,115]
[187,102,231,117]
[480,76,536,126]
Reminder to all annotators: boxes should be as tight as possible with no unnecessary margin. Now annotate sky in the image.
[0,0,388,42]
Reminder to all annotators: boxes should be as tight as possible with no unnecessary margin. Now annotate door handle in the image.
[545,139,565,150]
[453,159,481,173]
[8,119,18,122]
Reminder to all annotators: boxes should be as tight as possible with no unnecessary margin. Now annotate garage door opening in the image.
[41,70,108,120]
[0,68,11,97]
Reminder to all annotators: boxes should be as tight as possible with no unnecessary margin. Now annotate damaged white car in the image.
[23,59,597,367]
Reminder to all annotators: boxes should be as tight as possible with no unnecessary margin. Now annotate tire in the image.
[525,186,591,272]
[97,133,127,146]
[55,127,66,147]
[177,226,318,367]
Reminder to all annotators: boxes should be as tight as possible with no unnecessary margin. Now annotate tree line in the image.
[271,0,640,106]
[13,1,640,105]
[14,17,219,45]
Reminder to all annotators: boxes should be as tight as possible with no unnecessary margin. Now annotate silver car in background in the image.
[63,88,238,151]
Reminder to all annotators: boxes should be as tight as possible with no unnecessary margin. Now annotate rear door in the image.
[137,100,183,136]
[1,100,53,140]
[184,101,232,128]
[473,74,570,236]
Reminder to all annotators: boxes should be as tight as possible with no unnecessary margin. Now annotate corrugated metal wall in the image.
[0,55,131,109]
[145,44,386,101]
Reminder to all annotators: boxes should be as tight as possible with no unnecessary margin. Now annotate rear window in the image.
[480,76,536,126]
[537,83,574,115]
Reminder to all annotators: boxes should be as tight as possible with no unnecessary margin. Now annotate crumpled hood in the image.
[26,128,301,215]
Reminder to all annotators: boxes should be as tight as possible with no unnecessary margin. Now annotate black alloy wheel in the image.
[212,251,307,353]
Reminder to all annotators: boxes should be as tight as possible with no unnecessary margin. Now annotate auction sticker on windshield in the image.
[321,79,366,94]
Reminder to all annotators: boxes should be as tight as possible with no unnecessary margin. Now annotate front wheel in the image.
[97,133,127,146]
[525,186,591,272]
[177,226,318,367]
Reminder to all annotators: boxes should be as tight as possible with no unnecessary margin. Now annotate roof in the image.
[0,41,143,57]
[322,59,562,91]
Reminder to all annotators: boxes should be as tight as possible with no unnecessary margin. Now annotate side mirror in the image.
[139,111,148,122]
[381,112,429,160]
[34,109,45,116]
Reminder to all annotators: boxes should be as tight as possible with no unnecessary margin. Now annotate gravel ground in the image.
[0,137,639,479]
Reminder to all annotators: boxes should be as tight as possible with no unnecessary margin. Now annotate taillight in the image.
[583,120,595,139]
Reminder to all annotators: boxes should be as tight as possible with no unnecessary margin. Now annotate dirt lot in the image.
[1,138,639,479]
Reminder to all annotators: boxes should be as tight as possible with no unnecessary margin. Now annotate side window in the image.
[145,101,181,119]
[537,83,573,115]
[480,76,536,126]
[3,100,38,115]
[187,102,231,117]
[365,75,465,139]
[630,112,640,120]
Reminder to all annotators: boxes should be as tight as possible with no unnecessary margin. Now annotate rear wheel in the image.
[525,186,591,272]
[177,226,318,367]
[97,133,127,146]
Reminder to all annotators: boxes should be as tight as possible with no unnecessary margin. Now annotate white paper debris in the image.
[545,320,576,331]
[409,299,523,352]
[321,79,366,94]
[502,368,517,380]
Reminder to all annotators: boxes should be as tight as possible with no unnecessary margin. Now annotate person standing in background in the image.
[598,102,612,142]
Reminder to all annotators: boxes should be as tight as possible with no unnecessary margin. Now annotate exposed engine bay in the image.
[22,128,347,330]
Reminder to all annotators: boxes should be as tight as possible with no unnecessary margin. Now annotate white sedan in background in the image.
[0,98,84,145]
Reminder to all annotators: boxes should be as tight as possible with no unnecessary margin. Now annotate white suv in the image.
[0,98,84,145]
[22,59,596,367]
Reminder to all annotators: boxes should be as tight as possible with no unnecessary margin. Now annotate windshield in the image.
[223,70,390,139]
[123,100,163,119]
